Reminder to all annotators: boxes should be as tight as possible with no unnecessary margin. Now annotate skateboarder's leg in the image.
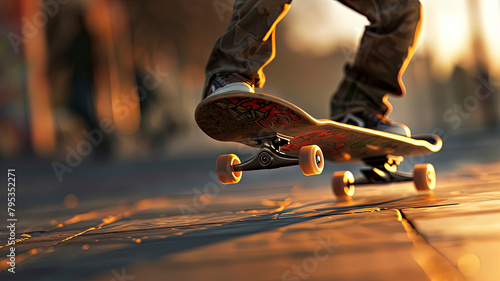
[203,0,292,98]
[331,0,422,120]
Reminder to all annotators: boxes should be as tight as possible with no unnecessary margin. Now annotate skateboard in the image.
[195,92,442,198]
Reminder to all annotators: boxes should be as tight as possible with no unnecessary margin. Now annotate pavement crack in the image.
[395,209,465,281]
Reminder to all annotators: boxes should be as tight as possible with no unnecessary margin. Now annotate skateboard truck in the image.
[233,134,298,172]
[216,134,324,184]
[332,155,437,199]
[360,155,413,184]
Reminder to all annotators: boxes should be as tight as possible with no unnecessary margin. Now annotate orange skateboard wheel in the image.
[299,145,324,176]
[216,154,242,184]
[413,163,436,191]
[332,171,355,198]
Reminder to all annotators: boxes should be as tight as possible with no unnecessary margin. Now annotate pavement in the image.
[1,129,500,281]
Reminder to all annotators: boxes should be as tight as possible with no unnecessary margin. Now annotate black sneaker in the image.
[205,73,255,98]
[334,110,411,137]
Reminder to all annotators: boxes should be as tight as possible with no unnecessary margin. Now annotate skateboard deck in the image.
[195,92,442,161]
[195,91,442,198]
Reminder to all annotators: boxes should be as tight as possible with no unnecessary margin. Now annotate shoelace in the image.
[217,73,254,86]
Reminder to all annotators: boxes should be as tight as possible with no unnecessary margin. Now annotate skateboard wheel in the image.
[216,154,242,184]
[299,145,324,176]
[413,163,436,191]
[332,171,355,198]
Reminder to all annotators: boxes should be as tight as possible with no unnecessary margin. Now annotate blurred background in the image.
[1,0,499,161]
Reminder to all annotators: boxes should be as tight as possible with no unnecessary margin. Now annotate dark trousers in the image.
[204,0,422,117]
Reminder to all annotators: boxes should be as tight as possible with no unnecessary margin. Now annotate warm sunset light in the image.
[2,1,500,280]
[420,0,473,77]
[283,0,499,78]
[478,0,500,75]
[21,0,56,155]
